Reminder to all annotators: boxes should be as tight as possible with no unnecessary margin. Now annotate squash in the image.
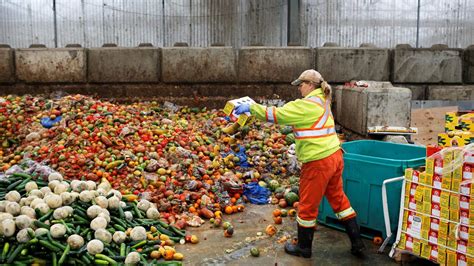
[284,192,299,206]
[273,216,282,224]
[268,180,280,191]
[280,126,293,135]
[250,247,260,257]
[272,209,282,217]
[285,133,295,144]
[224,226,234,237]
[265,225,277,236]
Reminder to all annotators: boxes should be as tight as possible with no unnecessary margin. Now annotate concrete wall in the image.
[464,45,474,84]
[0,48,14,83]
[393,46,463,83]
[162,47,236,83]
[15,48,86,83]
[88,48,160,83]
[0,45,473,101]
[316,47,390,82]
[238,47,313,83]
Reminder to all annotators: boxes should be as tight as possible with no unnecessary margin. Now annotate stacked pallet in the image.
[396,146,474,265]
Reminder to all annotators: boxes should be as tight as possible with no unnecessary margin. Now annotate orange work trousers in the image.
[296,149,356,228]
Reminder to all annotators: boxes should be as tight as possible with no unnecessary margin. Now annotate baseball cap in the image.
[291,69,323,86]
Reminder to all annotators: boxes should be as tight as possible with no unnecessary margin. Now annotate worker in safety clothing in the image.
[234,69,365,258]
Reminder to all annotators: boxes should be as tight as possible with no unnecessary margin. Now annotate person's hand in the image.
[234,103,250,115]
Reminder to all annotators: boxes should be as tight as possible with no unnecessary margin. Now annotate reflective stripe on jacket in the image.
[250,88,340,163]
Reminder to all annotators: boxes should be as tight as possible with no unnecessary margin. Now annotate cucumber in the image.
[58,244,70,265]
[7,243,25,264]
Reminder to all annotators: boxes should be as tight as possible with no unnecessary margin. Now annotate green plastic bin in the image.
[317,140,426,240]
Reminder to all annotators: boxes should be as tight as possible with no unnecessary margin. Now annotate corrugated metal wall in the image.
[0,0,473,48]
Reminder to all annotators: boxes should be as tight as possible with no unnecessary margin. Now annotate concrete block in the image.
[238,47,313,83]
[335,82,412,135]
[88,48,160,83]
[162,47,236,83]
[315,48,390,82]
[393,48,462,83]
[427,85,474,101]
[464,45,474,83]
[399,85,426,100]
[0,48,14,83]
[15,48,86,83]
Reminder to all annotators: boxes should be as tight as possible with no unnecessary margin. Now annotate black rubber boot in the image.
[284,225,314,258]
[343,217,366,256]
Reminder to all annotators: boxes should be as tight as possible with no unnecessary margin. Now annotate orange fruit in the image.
[272,209,282,217]
[225,206,233,215]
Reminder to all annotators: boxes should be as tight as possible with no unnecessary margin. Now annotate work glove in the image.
[234,103,250,115]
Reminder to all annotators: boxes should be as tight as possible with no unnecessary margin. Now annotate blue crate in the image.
[317,140,426,240]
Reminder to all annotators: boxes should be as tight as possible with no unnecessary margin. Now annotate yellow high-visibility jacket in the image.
[250,88,340,163]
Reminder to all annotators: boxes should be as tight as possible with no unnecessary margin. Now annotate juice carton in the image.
[457,240,468,254]
[223,97,256,127]
[429,244,438,261]
[430,217,440,232]
[428,229,438,245]
[440,190,450,209]
[457,252,467,266]
[420,242,431,259]
[431,202,441,218]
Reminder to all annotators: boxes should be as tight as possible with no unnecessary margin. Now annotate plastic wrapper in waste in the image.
[243,182,271,204]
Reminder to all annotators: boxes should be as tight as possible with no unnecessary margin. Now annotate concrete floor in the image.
[180,204,408,266]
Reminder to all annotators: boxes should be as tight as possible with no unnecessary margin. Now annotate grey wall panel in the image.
[1,0,472,48]
[301,0,419,48]
[0,0,54,47]
[418,0,474,48]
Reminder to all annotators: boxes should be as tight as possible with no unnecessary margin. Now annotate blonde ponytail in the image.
[321,81,332,100]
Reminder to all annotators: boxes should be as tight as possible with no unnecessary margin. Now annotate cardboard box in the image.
[458,240,468,254]
[408,215,422,239]
[431,188,441,204]
[460,209,470,225]
[460,195,470,210]
[423,201,432,214]
[412,239,422,256]
[446,250,457,265]
[223,97,256,126]
[398,232,406,250]
[445,111,473,132]
[450,194,460,210]
[450,209,460,222]
[459,115,473,132]
[445,112,459,132]
[431,203,441,218]
[428,229,438,245]
[405,168,413,181]
[441,206,450,220]
[429,244,438,261]
[467,256,474,266]
[438,131,473,147]
[459,225,469,241]
[426,158,435,176]
[457,252,467,266]
[409,182,418,197]
[415,185,424,202]
[439,220,449,236]
[440,191,450,209]
[432,174,443,189]
[437,246,446,265]
[420,242,431,259]
[405,234,414,251]
[430,217,440,232]
[409,195,417,211]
